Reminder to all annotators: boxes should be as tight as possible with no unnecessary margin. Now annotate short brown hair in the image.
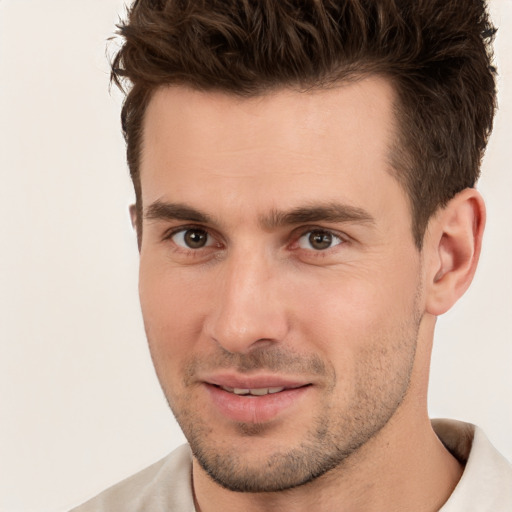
[111,0,497,247]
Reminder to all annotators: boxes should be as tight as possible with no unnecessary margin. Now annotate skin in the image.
[136,77,484,511]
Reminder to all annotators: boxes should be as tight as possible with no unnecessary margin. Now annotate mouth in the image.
[215,384,306,396]
[204,380,312,423]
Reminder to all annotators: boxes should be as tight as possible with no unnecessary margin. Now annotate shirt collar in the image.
[432,419,512,511]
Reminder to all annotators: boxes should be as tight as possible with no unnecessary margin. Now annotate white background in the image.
[0,1,510,511]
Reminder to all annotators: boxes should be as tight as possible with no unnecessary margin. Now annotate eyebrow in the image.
[261,203,375,229]
[144,200,375,228]
[145,201,214,224]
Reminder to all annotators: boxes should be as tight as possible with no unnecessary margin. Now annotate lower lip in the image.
[205,384,310,424]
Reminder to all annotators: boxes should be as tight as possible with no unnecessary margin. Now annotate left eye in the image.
[171,228,213,249]
[297,230,343,251]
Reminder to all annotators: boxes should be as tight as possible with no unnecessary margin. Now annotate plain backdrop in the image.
[0,1,511,511]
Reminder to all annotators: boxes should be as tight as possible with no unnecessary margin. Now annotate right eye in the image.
[170,228,213,249]
[297,229,344,251]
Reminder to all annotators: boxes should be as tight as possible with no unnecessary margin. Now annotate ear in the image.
[129,204,138,229]
[129,204,142,251]
[424,188,485,316]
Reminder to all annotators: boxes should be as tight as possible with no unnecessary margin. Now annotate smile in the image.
[219,385,286,396]
[206,382,311,423]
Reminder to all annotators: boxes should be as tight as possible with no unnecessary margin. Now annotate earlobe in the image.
[424,189,486,316]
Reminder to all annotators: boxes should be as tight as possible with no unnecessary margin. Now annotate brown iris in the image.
[183,229,208,248]
[308,231,333,250]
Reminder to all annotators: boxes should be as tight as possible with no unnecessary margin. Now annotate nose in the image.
[204,250,290,354]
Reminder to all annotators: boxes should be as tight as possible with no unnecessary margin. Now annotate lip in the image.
[204,373,308,390]
[202,374,312,424]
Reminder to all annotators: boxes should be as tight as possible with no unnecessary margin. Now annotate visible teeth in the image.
[249,388,268,396]
[221,386,285,396]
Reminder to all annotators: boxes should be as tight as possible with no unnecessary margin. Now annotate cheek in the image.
[294,262,420,356]
[295,270,420,411]
[138,259,211,362]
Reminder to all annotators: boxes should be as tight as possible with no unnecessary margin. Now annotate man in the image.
[72,0,512,510]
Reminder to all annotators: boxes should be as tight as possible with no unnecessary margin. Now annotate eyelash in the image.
[293,227,346,252]
[163,225,221,252]
[162,225,349,256]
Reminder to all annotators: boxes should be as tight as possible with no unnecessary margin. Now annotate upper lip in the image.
[203,373,310,390]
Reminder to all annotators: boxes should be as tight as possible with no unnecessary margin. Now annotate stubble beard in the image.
[153,316,421,494]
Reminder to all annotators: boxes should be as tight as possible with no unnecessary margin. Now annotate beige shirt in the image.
[70,420,512,511]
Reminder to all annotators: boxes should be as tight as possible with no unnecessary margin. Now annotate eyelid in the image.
[290,226,350,251]
[163,223,209,240]
[294,225,349,240]
[156,225,228,267]
[163,224,223,249]
[161,224,350,252]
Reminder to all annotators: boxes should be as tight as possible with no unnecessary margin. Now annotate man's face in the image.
[138,78,426,492]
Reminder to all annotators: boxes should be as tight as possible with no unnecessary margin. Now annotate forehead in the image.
[139,78,405,224]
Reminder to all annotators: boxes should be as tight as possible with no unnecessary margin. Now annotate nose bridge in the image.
[206,244,288,353]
